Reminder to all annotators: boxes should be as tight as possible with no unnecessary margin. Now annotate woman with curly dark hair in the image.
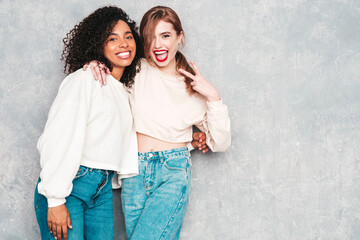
[34,6,141,240]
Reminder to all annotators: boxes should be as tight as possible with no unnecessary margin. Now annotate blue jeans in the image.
[34,166,115,240]
[121,147,191,240]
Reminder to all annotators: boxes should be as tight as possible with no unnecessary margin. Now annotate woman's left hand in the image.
[191,132,209,153]
[179,61,221,102]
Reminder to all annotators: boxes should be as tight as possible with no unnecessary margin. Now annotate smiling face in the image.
[104,20,136,80]
[149,20,182,76]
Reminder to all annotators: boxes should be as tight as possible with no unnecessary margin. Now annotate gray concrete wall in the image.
[1,0,359,239]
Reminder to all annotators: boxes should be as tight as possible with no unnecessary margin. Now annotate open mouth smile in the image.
[116,51,131,59]
[154,50,168,62]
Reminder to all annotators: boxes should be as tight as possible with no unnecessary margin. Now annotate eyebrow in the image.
[160,31,172,35]
[109,31,132,36]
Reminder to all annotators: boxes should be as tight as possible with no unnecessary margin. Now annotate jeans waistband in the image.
[79,165,115,175]
[138,147,190,161]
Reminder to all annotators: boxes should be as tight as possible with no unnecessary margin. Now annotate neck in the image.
[111,67,125,81]
[157,58,178,76]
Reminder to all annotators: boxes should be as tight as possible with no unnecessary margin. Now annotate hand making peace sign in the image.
[179,61,221,102]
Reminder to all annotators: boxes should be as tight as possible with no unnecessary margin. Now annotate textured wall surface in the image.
[1,0,359,239]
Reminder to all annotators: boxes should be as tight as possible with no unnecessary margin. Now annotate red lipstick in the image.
[154,50,168,62]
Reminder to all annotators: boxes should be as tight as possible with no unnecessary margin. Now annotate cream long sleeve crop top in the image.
[37,69,138,207]
[129,59,231,152]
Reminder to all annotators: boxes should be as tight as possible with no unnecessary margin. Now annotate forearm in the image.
[197,99,231,152]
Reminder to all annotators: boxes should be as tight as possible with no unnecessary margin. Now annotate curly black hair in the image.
[61,6,143,87]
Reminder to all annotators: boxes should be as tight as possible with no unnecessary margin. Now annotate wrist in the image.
[207,95,221,102]
[206,89,221,102]
[47,197,66,208]
[186,141,195,151]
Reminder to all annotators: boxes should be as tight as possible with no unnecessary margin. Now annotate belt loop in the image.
[159,151,164,162]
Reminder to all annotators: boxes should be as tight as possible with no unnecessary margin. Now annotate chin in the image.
[150,57,167,67]
[157,61,169,67]
[120,60,134,67]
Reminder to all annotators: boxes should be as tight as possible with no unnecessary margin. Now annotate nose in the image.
[118,37,129,48]
[153,37,161,49]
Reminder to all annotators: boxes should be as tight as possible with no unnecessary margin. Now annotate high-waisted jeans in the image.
[34,166,115,240]
[121,147,191,240]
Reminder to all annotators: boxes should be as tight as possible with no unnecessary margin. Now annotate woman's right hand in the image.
[48,204,72,240]
[83,61,110,86]
[179,61,221,102]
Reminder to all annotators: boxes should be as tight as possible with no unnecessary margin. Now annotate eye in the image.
[163,34,170,39]
[108,37,117,41]
[126,35,133,40]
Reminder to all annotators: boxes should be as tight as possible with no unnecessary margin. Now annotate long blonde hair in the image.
[140,6,195,94]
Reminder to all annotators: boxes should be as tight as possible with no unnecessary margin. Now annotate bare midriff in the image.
[136,132,186,152]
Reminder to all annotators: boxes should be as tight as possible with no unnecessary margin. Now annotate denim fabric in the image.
[121,147,191,240]
[34,166,115,240]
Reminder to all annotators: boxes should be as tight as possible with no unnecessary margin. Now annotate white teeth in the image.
[117,52,130,57]
[155,50,167,55]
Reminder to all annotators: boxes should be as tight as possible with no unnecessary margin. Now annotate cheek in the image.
[149,40,156,51]
[103,45,112,58]
[148,48,155,58]
[170,42,179,53]
[131,44,137,59]
[131,40,136,51]
[148,46,153,55]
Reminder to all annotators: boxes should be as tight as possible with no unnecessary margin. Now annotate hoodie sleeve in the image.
[194,99,231,152]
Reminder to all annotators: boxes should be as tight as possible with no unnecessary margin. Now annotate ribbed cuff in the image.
[47,197,66,208]
[206,98,225,111]
[186,141,195,151]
